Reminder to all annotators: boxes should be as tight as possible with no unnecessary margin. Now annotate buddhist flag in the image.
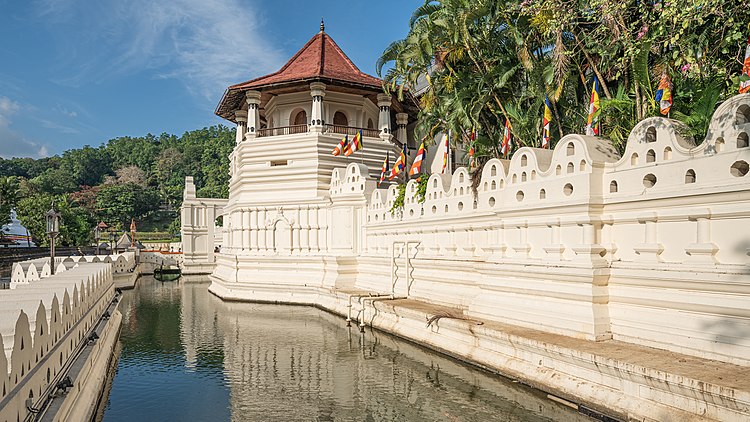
[344,130,363,156]
[332,135,348,156]
[585,77,601,136]
[441,131,450,174]
[409,140,427,176]
[655,73,673,115]
[501,119,512,157]
[468,127,477,170]
[378,152,390,186]
[389,144,407,180]
[542,95,552,148]
[740,34,750,94]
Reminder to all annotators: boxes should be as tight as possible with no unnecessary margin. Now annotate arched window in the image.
[333,111,348,126]
[291,109,307,126]
[367,118,374,129]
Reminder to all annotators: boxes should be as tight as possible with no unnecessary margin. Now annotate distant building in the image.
[0,209,35,247]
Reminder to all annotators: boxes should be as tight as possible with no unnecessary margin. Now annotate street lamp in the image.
[109,228,117,255]
[45,203,60,275]
[94,221,107,255]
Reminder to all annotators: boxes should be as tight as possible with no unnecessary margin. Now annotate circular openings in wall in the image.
[516,191,524,201]
[731,160,749,177]
[409,209,414,217]
[609,180,618,193]
[432,205,437,214]
[539,189,546,199]
[458,202,464,211]
[685,169,696,184]
[643,173,657,188]
[489,197,496,207]
[646,149,656,163]
[563,183,573,196]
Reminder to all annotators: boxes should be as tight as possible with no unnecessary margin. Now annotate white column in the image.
[292,206,301,254]
[634,214,663,262]
[309,82,326,133]
[245,91,261,140]
[309,205,319,252]
[249,209,258,252]
[543,219,565,260]
[300,206,310,253]
[242,209,250,252]
[377,93,392,141]
[686,212,718,263]
[395,112,408,146]
[258,208,267,253]
[318,207,328,252]
[234,110,248,145]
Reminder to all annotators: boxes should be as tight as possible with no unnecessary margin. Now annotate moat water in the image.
[101,277,592,421]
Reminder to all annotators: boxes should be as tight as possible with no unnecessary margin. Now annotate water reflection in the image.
[103,277,591,421]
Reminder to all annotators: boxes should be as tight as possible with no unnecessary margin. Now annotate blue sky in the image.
[0,0,420,158]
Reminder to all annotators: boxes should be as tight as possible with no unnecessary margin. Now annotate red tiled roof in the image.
[230,31,382,90]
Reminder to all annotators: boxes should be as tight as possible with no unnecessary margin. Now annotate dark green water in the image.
[102,277,592,422]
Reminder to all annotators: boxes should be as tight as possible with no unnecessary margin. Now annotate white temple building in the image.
[181,24,750,421]
[0,209,35,247]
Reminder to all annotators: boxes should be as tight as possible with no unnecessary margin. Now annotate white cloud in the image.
[0,96,52,158]
[40,0,285,101]
[0,96,20,128]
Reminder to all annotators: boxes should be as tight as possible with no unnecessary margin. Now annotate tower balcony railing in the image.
[324,125,380,138]
[256,124,308,138]
[255,124,382,139]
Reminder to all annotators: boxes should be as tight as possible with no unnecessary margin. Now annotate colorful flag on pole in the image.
[542,95,552,148]
[740,34,750,94]
[655,73,673,115]
[409,140,427,176]
[468,127,477,170]
[501,119,512,157]
[379,152,390,186]
[344,130,363,156]
[585,77,601,136]
[332,135,348,156]
[441,131,450,174]
[389,143,408,180]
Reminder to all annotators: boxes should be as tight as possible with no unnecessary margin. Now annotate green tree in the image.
[0,176,19,226]
[15,193,93,246]
[96,183,161,228]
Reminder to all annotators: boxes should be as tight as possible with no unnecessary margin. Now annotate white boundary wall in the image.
[189,94,750,367]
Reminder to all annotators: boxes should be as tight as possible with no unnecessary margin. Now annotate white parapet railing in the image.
[0,261,118,421]
[10,252,136,288]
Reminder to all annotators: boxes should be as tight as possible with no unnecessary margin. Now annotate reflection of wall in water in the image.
[192,297,588,422]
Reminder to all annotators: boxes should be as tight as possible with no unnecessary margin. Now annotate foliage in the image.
[389,183,407,216]
[415,176,429,203]
[378,0,750,159]
[15,193,93,246]
[0,176,19,226]
[0,125,234,242]
[96,183,161,229]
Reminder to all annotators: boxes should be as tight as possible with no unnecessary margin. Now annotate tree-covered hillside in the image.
[0,125,234,246]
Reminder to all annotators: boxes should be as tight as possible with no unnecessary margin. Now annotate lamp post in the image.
[94,221,108,255]
[45,203,60,275]
[109,228,117,255]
